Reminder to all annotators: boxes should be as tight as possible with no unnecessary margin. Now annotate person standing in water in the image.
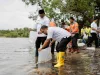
[35,9,50,63]
[38,26,71,68]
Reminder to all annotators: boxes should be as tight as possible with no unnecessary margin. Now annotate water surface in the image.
[0,38,100,75]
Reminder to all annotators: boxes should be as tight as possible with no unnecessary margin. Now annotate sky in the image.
[0,0,37,30]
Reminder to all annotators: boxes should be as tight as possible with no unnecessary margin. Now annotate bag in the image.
[38,47,52,63]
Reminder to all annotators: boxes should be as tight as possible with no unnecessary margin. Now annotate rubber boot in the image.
[54,52,65,68]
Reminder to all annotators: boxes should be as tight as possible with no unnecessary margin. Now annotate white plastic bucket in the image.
[38,47,52,63]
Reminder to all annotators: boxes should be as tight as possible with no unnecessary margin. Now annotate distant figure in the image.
[61,20,68,29]
[49,21,56,27]
[81,25,88,44]
[68,17,79,53]
[87,17,100,48]
[86,26,92,47]
[38,26,71,68]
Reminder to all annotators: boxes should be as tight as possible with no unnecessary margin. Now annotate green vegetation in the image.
[22,0,100,24]
[22,0,100,35]
[0,28,30,38]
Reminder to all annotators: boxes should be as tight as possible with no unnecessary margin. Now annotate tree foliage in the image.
[0,28,30,38]
[22,0,99,25]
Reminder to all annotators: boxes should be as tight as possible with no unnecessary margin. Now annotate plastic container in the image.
[38,47,52,63]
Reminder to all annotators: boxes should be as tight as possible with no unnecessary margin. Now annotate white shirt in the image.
[36,16,50,37]
[47,27,71,42]
[91,22,97,33]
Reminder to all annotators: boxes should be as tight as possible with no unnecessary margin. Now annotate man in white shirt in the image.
[38,26,71,68]
[35,9,50,63]
[87,17,100,48]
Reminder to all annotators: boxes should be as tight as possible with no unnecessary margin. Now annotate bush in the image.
[0,27,30,38]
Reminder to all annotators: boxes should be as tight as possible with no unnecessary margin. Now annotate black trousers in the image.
[56,36,71,52]
[35,37,55,57]
[72,33,79,49]
[87,36,92,47]
[51,41,55,55]
[87,33,98,48]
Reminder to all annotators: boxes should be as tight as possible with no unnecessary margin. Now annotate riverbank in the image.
[30,48,100,75]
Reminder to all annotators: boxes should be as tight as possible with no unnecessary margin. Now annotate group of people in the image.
[33,9,100,68]
[81,17,100,48]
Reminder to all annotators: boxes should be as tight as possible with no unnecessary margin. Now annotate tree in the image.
[22,0,97,25]
[0,28,30,38]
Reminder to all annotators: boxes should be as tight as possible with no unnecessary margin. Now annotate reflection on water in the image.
[0,38,34,75]
[0,38,100,75]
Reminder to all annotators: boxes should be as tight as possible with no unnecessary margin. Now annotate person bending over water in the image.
[38,26,71,68]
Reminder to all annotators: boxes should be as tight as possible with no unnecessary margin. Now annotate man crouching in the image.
[38,25,71,68]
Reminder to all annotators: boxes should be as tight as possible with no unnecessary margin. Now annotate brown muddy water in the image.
[0,38,100,75]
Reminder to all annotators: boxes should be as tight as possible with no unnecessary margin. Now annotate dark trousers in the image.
[51,41,55,55]
[56,37,71,52]
[35,37,55,57]
[87,36,92,47]
[87,33,98,48]
[35,37,47,57]
[72,33,79,49]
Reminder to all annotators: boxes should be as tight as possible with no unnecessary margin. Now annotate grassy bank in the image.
[0,28,30,38]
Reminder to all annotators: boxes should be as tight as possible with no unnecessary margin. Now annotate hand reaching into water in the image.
[38,48,42,51]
